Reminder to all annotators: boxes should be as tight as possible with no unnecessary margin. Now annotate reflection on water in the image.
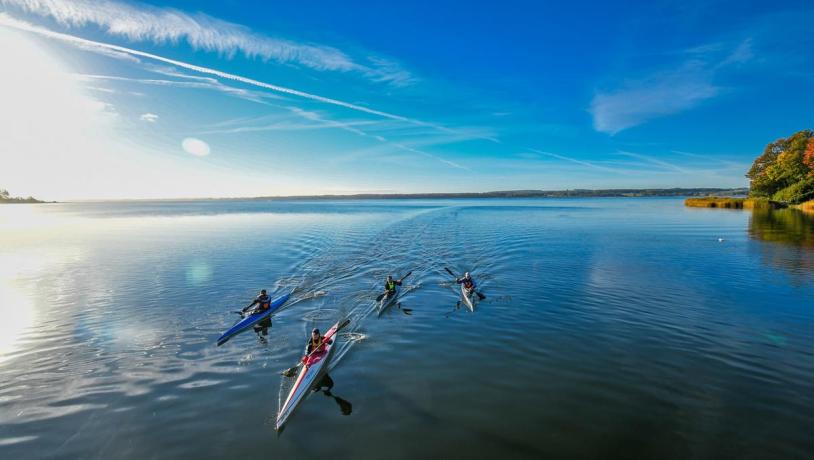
[749,208,814,274]
[749,208,814,248]
[0,278,35,365]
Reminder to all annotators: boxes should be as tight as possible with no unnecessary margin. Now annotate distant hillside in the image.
[0,188,45,203]
[242,188,748,201]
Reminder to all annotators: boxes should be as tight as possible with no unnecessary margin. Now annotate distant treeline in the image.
[0,188,45,203]
[243,188,749,201]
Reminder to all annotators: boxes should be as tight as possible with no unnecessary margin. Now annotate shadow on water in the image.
[252,317,272,344]
[315,374,352,416]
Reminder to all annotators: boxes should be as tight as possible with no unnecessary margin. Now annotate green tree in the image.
[747,129,814,199]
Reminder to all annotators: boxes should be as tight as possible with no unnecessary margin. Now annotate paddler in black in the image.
[456,272,476,293]
[242,289,271,314]
[384,275,401,296]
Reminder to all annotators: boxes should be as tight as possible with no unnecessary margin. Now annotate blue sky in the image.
[1,0,813,199]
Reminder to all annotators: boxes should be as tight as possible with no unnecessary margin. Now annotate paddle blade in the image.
[375,292,385,301]
[337,318,351,330]
[400,271,413,282]
[477,292,486,300]
[444,267,456,277]
[281,366,298,377]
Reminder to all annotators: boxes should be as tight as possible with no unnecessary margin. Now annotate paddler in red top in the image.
[302,328,332,367]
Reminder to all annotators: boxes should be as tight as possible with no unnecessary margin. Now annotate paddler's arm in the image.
[241,300,257,313]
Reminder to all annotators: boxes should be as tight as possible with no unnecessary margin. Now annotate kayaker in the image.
[383,275,402,296]
[242,289,271,314]
[303,328,333,366]
[456,272,476,293]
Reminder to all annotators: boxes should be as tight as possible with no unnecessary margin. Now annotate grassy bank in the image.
[684,197,786,209]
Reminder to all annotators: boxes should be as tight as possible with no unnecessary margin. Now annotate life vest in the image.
[463,279,474,289]
[257,295,271,310]
[386,280,396,291]
[308,336,325,354]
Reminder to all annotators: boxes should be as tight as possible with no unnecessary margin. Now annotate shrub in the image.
[771,176,814,204]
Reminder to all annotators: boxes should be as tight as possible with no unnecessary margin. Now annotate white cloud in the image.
[182,137,209,156]
[1,0,413,85]
[589,40,754,135]
[139,112,158,122]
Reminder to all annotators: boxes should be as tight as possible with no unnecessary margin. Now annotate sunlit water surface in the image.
[0,198,812,459]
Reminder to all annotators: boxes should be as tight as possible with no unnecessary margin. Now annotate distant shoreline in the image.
[66,187,749,203]
[0,198,48,204]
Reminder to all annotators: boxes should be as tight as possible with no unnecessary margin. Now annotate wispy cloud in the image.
[139,112,158,122]
[2,0,413,85]
[589,40,754,135]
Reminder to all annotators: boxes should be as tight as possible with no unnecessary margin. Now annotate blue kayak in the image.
[217,293,290,346]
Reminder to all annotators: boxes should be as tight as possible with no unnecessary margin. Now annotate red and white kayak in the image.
[276,320,344,431]
[461,283,476,311]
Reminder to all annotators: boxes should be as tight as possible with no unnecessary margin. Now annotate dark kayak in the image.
[217,293,290,346]
[377,286,399,316]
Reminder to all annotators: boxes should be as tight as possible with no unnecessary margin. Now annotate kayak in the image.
[276,319,342,431]
[377,286,399,316]
[461,283,475,311]
[216,293,290,346]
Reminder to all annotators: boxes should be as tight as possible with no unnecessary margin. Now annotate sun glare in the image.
[0,28,122,201]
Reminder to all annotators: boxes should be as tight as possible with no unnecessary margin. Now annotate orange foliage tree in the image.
[804,138,814,175]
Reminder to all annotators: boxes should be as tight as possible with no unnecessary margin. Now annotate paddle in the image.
[444,267,486,300]
[375,271,412,302]
[281,318,351,377]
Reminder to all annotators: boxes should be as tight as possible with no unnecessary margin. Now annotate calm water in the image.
[0,198,812,459]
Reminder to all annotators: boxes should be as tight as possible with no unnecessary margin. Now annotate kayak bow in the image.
[276,319,343,431]
[216,293,290,346]
[461,283,475,311]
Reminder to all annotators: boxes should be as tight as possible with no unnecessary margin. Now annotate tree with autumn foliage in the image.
[804,138,814,173]
[746,129,814,203]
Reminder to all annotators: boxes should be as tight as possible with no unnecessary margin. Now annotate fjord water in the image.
[1,198,812,459]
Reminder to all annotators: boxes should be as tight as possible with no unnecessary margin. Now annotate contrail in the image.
[526,148,626,174]
[0,13,455,133]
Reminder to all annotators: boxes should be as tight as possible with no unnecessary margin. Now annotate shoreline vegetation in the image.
[0,189,45,204]
[684,197,786,209]
[685,129,814,215]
